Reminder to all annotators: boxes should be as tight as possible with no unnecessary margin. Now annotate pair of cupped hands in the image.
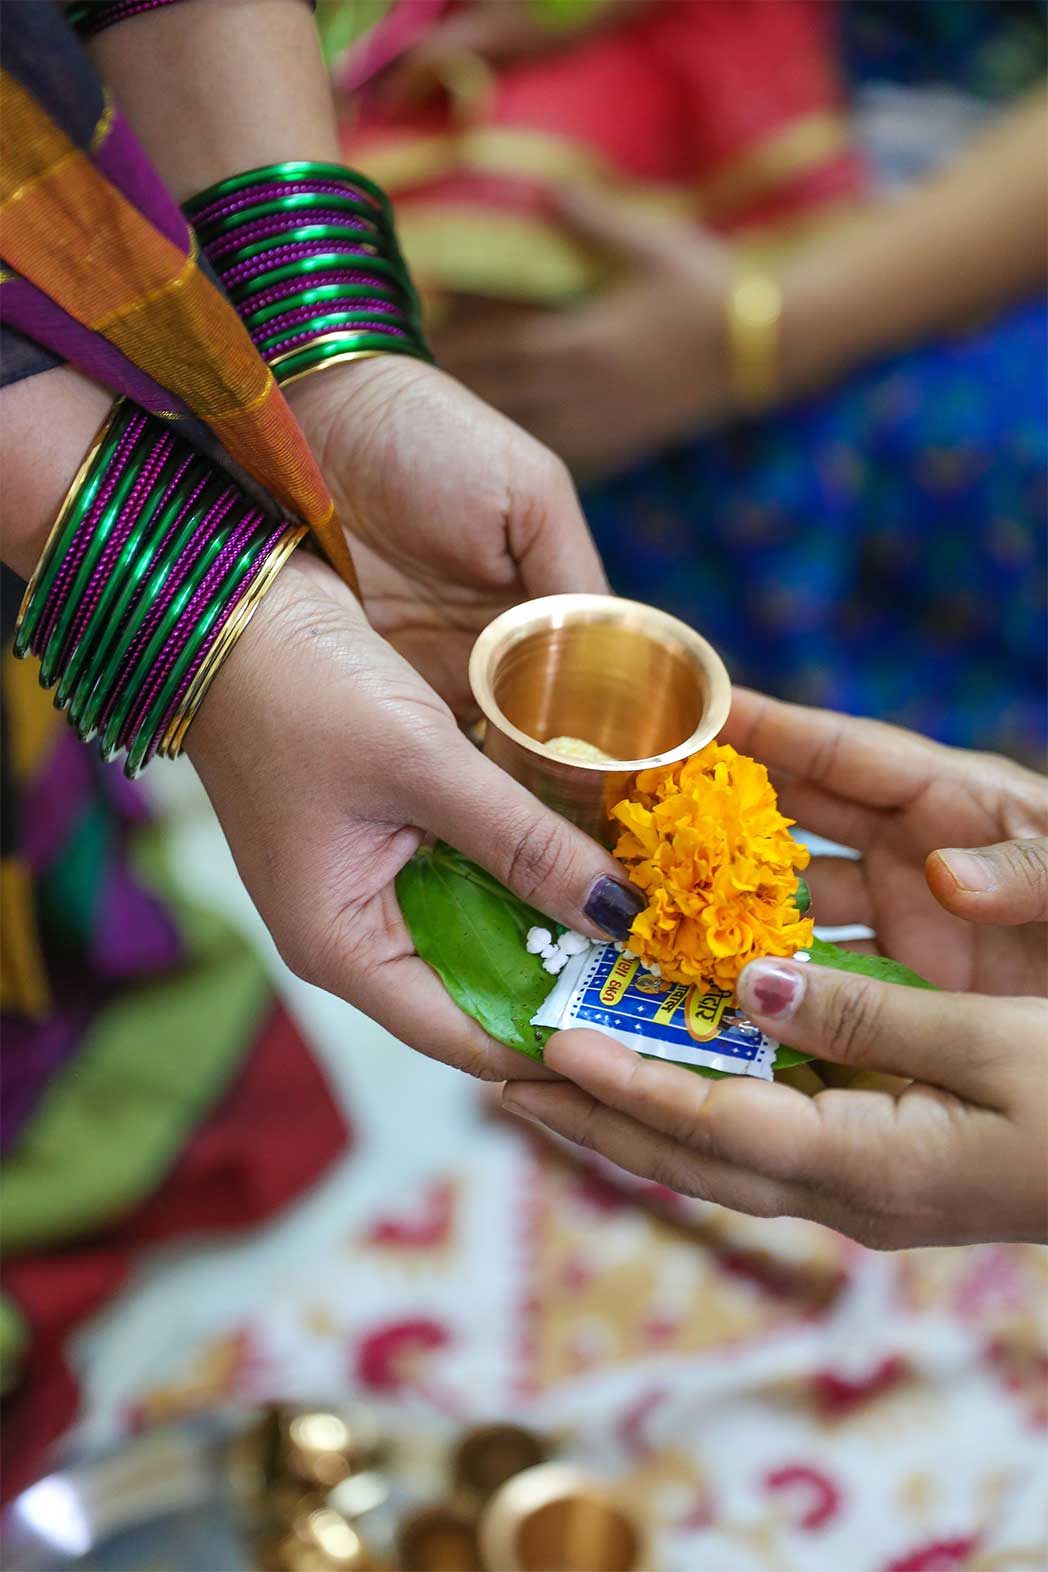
[188,357,1047,1251]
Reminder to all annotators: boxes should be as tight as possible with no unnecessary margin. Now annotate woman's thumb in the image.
[420,731,646,941]
[925,836,1048,925]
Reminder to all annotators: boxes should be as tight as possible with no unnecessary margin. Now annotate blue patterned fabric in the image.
[585,299,1047,759]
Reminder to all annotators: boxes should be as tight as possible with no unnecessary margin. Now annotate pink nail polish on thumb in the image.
[737,960,806,1021]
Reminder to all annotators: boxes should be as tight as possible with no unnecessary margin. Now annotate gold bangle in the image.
[726,270,783,413]
[159,524,307,758]
[274,347,391,392]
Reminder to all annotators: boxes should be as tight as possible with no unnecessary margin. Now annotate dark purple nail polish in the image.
[584,876,645,940]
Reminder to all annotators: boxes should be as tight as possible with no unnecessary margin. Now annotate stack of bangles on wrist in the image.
[14,401,305,777]
[185,160,433,387]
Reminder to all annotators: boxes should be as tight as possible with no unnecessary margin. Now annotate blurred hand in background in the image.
[432,189,735,484]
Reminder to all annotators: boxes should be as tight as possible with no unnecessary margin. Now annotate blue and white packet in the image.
[531,942,777,1079]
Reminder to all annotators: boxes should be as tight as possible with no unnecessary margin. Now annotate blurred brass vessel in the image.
[396,1502,483,1571]
[469,594,731,845]
[477,1463,647,1572]
[452,1423,548,1507]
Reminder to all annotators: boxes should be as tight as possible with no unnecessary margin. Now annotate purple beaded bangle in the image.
[207,209,382,261]
[34,412,146,656]
[238,270,399,318]
[147,520,286,767]
[17,400,304,774]
[98,483,239,734]
[190,179,385,231]
[59,431,174,672]
[117,505,262,752]
[188,161,432,381]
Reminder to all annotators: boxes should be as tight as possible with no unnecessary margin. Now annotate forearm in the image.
[86,0,339,202]
[781,91,1048,394]
[0,369,114,580]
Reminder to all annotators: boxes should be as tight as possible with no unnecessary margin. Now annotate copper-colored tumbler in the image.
[469,594,731,845]
[477,1464,648,1572]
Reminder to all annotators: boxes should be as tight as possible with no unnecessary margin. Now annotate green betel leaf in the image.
[397,850,935,1079]
[395,843,554,1059]
[806,936,937,992]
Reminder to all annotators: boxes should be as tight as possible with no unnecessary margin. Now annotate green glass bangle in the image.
[183,161,392,220]
[15,410,129,656]
[123,528,272,776]
[230,250,410,304]
[257,308,413,356]
[222,225,384,269]
[88,474,230,752]
[243,280,402,329]
[99,501,246,762]
[200,192,392,240]
[56,443,191,712]
[69,457,213,738]
[39,429,152,690]
[269,335,433,382]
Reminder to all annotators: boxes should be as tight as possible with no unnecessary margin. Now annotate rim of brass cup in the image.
[396,1502,484,1572]
[468,594,731,845]
[451,1423,548,1508]
[477,1463,647,1572]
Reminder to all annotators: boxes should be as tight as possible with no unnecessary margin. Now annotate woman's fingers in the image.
[723,689,951,809]
[501,1076,802,1219]
[342,948,555,1082]
[802,853,875,926]
[736,956,1031,1106]
[416,731,645,942]
[541,1029,820,1181]
[774,779,880,851]
[927,836,1048,925]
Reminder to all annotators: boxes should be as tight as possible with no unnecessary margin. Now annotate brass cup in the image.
[469,594,731,845]
[477,1464,647,1572]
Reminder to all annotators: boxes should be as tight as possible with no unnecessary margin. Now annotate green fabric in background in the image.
[2,901,269,1255]
[316,0,392,64]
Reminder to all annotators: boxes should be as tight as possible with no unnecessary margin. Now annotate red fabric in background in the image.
[348,0,865,234]
[1,1005,350,1502]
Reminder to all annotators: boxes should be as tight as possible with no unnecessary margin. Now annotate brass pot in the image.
[469,594,730,845]
[477,1463,648,1572]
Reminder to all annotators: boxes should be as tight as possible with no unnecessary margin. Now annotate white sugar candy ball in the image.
[542,950,569,974]
[558,931,590,956]
[539,943,559,961]
[526,927,552,954]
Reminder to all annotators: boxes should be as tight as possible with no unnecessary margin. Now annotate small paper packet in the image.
[531,942,777,1079]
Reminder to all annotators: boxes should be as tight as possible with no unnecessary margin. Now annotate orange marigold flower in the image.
[610,741,813,992]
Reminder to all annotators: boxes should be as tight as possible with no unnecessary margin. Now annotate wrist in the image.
[184,548,366,777]
[777,231,888,399]
[0,370,115,581]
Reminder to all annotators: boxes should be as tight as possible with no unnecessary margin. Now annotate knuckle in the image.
[567,1095,604,1155]
[502,814,569,906]
[1002,837,1048,904]
[821,976,882,1067]
[649,1148,706,1198]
